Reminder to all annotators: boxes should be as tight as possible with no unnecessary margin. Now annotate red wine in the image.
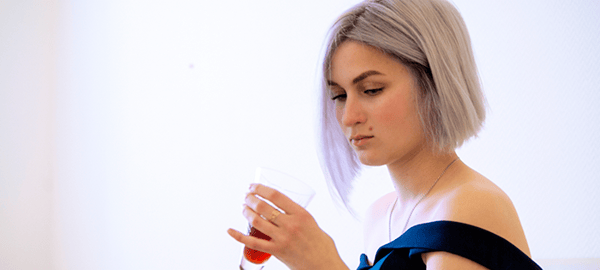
[243,227,272,264]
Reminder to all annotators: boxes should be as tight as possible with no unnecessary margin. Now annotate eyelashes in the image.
[331,93,346,101]
[330,88,383,101]
[364,88,383,95]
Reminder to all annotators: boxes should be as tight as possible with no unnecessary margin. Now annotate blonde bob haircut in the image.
[319,0,486,208]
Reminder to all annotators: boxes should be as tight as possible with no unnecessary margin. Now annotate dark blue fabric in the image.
[357,221,542,270]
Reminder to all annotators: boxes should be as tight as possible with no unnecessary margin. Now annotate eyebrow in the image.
[327,70,384,87]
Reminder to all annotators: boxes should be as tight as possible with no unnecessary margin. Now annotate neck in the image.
[387,146,459,205]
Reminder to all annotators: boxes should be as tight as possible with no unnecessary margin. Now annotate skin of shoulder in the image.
[422,169,532,269]
[363,166,531,269]
[363,191,397,262]
[364,165,530,270]
[434,171,530,254]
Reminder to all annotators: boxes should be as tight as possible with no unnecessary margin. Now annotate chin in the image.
[356,154,387,167]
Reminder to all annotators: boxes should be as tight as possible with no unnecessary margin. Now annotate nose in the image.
[339,96,366,127]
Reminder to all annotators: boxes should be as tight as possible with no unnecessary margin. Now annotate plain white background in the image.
[1,0,599,269]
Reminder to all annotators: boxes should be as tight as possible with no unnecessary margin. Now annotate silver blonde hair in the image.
[319,0,486,208]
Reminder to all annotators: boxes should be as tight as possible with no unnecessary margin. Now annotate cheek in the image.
[377,99,409,127]
[380,105,405,124]
[335,106,343,126]
[375,94,420,135]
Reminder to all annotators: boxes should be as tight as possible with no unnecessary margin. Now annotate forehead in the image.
[329,41,409,82]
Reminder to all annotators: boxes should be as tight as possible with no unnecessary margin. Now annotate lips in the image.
[350,135,374,146]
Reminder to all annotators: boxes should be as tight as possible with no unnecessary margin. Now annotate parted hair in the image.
[319,0,486,208]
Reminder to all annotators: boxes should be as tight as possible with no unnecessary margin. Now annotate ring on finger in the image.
[268,210,281,224]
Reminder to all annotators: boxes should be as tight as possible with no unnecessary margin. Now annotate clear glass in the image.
[239,167,316,270]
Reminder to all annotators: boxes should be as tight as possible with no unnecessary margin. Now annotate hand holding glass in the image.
[240,167,316,270]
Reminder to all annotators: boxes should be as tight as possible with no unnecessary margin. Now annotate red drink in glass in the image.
[244,227,272,264]
[239,167,315,270]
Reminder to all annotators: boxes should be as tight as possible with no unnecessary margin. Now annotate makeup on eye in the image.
[364,88,383,95]
[331,93,347,101]
[329,88,347,101]
[331,87,384,101]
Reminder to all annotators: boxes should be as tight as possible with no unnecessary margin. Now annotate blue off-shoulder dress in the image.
[357,221,542,270]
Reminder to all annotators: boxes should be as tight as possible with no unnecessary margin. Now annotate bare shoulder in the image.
[422,168,532,269]
[434,170,531,256]
[365,191,397,222]
[363,191,396,238]
[363,191,397,260]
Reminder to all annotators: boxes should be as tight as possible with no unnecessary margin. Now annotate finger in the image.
[226,228,246,243]
[242,204,278,236]
[250,184,305,215]
[227,228,274,253]
[245,193,283,224]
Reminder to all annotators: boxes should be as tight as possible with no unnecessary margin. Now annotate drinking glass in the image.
[239,167,316,270]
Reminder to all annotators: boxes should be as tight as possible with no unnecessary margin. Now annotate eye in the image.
[331,93,347,101]
[364,88,383,95]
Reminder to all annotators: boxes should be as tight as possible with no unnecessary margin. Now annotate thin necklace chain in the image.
[388,158,459,241]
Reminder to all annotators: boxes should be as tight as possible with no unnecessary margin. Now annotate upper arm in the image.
[422,251,489,270]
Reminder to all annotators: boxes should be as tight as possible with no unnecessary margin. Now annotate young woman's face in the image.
[328,41,426,166]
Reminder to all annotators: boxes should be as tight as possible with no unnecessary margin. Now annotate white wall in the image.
[452,0,600,261]
[0,0,57,269]
[1,0,599,269]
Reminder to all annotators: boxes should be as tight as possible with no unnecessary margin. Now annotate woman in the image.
[228,0,542,269]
